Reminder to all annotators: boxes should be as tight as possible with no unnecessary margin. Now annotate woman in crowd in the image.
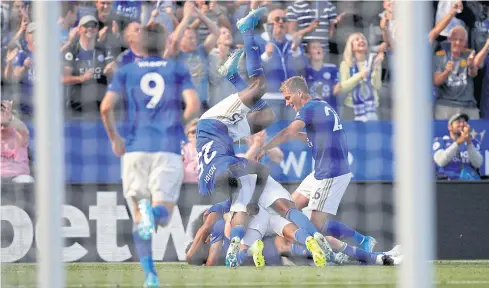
[182,119,199,183]
[1,100,33,183]
[335,32,384,121]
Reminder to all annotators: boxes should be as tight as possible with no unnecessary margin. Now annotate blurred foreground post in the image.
[35,2,64,288]
[394,1,434,288]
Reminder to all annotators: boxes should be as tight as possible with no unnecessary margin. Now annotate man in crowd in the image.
[62,15,114,115]
[434,26,480,120]
[175,2,220,107]
[433,113,483,180]
[286,0,343,51]
[259,8,303,93]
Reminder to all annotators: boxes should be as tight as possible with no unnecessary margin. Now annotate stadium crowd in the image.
[0,0,487,182]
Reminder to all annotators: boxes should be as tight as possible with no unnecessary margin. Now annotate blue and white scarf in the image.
[350,59,377,121]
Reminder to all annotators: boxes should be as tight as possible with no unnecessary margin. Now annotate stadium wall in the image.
[2,182,488,263]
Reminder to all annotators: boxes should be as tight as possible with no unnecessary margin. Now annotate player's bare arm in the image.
[182,89,201,122]
[258,120,306,159]
[100,91,125,157]
[206,241,223,266]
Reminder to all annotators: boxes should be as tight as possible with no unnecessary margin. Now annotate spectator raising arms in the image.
[260,8,303,93]
[287,0,343,51]
[433,26,480,120]
[175,2,220,107]
[335,33,384,121]
[433,113,483,180]
[1,100,33,183]
[4,22,35,115]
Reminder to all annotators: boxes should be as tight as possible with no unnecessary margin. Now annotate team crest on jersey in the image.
[98,54,105,62]
[65,52,73,61]
[460,59,467,67]
[432,142,440,150]
[323,72,331,80]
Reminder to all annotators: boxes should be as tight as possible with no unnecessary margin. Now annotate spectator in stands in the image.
[104,21,143,75]
[335,33,384,121]
[260,8,303,93]
[433,113,483,180]
[59,2,78,46]
[182,119,199,183]
[236,130,285,181]
[94,0,124,56]
[208,26,241,107]
[3,22,35,115]
[476,35,489,119]
[286,0,344,51]
[189,0,232,44]
[4,1,28,51]
[175,2,219,107]
[0,100,33,183]
[112,0,142,23]
[144,1,178,34]
[434,26,480,120]
[304,40,339,112]
[62,15,114,115]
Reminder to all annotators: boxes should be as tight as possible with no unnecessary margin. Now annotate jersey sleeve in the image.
[432,137,443,156]
[249,99,270,113]
[295,102,313,124]
[207,199,231,215]
[63,47,75,68]
[106,68,125,95]
[176,60,195,92]
[209,219,226,245]
[13,51,26,67]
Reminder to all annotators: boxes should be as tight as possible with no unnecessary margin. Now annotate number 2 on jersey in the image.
[197,141,217,179]
[140,72,165,109]
[324,106,343,131]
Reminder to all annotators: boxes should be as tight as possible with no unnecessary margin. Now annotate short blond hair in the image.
[279,76,309,94]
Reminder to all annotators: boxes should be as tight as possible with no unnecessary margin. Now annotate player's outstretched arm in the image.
[258,120,306,159]
[247,107,275,135]
[182,89,201,122]
[206,241,223,266]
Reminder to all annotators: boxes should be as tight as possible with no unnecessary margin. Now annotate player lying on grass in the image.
[185,199,403,266]
[196,7,336,267]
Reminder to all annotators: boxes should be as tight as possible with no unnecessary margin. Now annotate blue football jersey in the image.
[305,63,339,111]
[196,119,248,196]
[432,135,481,180]
[107,55,194,153]
[116,48,143,67]
[295,99,350,179]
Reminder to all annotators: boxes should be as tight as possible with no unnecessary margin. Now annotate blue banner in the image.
[27,120,489,183]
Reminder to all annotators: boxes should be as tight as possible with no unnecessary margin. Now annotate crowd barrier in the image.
[25,120,489,183]
[2,181,488,263]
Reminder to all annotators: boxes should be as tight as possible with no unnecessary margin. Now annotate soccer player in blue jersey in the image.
[100,22,200,287]
[197,7,339,268]
[257,76,381,254]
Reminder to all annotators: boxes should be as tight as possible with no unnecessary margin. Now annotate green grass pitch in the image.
[2,261,489,287]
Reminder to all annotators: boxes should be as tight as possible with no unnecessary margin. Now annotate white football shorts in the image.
[242,204,291,247]
[230,175,292,214]
[122,151,183,203]
[200,93,251,142]
[295,172,352,215]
